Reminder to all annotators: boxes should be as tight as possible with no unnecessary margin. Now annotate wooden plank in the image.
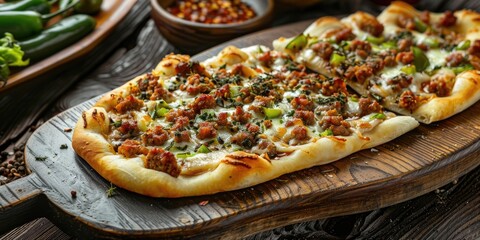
[0,0,151,147]
[1,19,477,239]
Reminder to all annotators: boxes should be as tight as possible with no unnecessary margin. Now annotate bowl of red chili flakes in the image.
[151,0,274,54]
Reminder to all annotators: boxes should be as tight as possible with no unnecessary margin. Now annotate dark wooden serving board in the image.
[2,20,480,239]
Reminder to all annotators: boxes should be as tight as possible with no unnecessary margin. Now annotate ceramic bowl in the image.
[150,0,275,54]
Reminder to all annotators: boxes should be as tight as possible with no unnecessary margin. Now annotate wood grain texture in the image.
[2,0,137,91]
[2,0,480,239]
[1,19,478,239]
[0,0,151,147]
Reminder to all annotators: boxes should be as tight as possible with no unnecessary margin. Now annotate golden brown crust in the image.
[454,10,480,41]
[72,45,419,198]
[73,105,418,197]
[274,5,480,124]
[377,1,419,25]
[381,70,480,124]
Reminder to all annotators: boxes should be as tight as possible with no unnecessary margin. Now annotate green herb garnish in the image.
[106,183,117,197]
[0,33,29,84]
[35,156,47,161]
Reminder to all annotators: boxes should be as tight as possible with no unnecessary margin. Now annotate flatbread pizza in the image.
[273,1,480,124]
[72,45,418,197]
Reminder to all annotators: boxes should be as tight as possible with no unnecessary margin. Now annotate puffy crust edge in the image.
[269,116,418,174]
[411,70,480,124]
[349,71,480,124]
[73,105,418,197]
[377,1,420,25]
[72,45,420,198]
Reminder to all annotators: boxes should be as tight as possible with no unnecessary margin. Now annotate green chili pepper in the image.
[456,40,471,50]
[19,14,96,62]
[0,11,43,39]
[330,52,345,66]
[196,145,211,154]
[263,107,282,119]
[0,0,54,14]
[401,65,416,75]
[59,0,73,9]
[286,34,307,51]
[74,0,102,14]
[320,129,333,137]
[412,46,430,72]
[59,0,74,16]
[0,0,79,39]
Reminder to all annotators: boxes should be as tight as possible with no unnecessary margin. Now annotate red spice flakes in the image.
[199,200,209,206]
[167,0,257,24]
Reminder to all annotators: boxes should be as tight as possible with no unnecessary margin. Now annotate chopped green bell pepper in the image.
[156,107,169,117]
[263,107,282,119]
[452,64,474,75]
[320,129,333,137]
[401,65,416,75]
[414,19,427,33]
[366,35,384,45]
[412,47,430,72]
[329,52,345,66]
[370,113,386,120]
[286,34,307,51]
[229,85,241,98]
[456,40,471,50]
[176,152,196,159]
[196,145,211,154]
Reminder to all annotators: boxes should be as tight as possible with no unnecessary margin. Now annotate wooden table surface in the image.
[1,0,480,239]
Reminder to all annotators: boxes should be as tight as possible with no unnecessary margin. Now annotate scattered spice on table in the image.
[0,148,27,185]
[167,0,256,24]
[35,156,47,161]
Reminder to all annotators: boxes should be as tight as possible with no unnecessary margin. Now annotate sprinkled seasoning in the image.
[167,0,257,24]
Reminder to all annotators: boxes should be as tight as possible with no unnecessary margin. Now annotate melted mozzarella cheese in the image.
[410,72,430,93]
[380,64,403,80]
[426,49,449,70]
